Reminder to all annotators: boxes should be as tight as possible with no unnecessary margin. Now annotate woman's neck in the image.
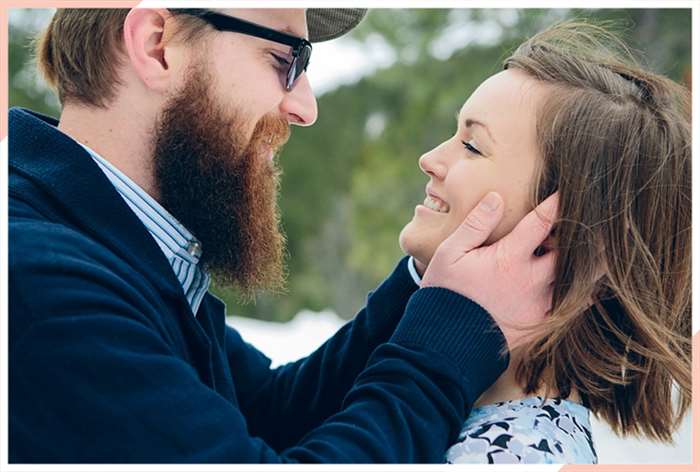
[473,353,581,407]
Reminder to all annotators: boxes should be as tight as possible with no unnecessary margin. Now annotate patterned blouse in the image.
[446,396,598,464]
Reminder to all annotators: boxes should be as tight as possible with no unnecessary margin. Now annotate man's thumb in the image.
[445,192,504,252]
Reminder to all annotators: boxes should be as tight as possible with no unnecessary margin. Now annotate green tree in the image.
[9,9,59,116]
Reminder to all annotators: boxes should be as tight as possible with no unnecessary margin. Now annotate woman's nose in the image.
[418,147,448,180]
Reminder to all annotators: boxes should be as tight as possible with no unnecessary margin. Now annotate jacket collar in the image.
[9,107,185,302]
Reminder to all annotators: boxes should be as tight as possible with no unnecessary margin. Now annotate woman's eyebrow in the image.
[455,112,497,145]
[466,118,496,145]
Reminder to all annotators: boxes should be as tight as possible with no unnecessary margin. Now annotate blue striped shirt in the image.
[77,142,210,316]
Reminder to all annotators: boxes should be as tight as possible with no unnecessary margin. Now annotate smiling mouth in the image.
[422,195,450,213]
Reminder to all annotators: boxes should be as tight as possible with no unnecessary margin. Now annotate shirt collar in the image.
[75,140,210,315]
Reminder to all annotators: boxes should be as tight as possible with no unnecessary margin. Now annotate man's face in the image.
[151,9,317,296]
[153,9,317,295]
[205,8,317,132]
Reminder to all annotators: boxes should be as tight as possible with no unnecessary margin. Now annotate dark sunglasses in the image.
[170,9,312,91]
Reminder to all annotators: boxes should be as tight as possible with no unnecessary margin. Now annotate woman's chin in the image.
[398,223,417,255]
[399,225,435,267]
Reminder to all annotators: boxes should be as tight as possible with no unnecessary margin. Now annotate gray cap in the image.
[307,9,367,42]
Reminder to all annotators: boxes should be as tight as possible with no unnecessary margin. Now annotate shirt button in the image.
[187,240,202,258]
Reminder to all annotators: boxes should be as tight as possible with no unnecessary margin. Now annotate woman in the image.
[399,21,691,464]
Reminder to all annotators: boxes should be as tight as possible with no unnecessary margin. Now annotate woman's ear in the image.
[533,224,557,257]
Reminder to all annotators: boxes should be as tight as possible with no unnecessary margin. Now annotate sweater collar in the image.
[9,107,186,303]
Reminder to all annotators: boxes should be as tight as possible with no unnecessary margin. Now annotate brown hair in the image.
[504,20,691,442]
[35,9,211,108]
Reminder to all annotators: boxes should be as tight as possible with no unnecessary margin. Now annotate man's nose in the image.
[280,74,318,126]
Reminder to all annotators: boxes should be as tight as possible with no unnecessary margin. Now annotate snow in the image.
[227,311,692,464]
[227,310,347,367]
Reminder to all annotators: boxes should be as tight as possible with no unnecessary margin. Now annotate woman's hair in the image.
[35,9,211,108]
[502,20,691,442]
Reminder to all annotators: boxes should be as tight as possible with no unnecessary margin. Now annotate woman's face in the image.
[399,68,550,266]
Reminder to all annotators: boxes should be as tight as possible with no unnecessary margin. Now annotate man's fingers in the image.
[504,192,559,258]
[442,192,504,253]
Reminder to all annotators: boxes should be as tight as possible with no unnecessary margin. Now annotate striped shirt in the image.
[78,142,210,316]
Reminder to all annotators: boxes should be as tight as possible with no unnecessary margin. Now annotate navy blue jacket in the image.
[9,107,509,463]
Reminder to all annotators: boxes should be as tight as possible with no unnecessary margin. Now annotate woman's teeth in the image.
[423,195,450,213]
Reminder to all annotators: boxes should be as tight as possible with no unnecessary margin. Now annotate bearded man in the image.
[9,8,558,463]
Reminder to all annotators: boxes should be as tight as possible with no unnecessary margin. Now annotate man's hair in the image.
[504,20,691,442]
[35,9,211,108]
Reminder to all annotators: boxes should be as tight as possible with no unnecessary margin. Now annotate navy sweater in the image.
[9,107,509,463]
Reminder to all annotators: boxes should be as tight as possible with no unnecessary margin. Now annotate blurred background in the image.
[10,8,692,322]
[9,7,692,463]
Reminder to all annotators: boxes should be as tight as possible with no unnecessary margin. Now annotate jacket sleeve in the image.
[10,225,508,463]
[229,256,421,450]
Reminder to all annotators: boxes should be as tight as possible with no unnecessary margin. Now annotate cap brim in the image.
[307,8,367,42]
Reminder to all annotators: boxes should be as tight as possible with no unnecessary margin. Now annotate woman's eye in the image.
[461,140,482,156]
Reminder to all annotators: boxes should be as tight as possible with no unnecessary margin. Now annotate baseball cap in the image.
[306,9,367,42]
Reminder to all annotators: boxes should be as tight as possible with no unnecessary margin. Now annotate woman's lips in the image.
[423,193,450,213]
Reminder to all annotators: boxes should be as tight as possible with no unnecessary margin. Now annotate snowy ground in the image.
[227,311,692,464]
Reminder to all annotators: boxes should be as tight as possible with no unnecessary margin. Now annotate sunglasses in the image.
[170,9,312,91]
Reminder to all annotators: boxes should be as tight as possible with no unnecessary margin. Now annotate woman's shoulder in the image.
[446,396,598,464]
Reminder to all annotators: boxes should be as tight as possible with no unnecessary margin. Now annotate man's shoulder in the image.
[9,204,177,350]
[9,160,82,239]
[9,196,161,319]
[9,173,150,282]
[10,198,112,269]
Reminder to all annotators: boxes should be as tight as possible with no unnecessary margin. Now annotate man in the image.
[9,8,557,462]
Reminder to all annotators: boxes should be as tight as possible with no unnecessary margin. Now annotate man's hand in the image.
[421,192,559,350]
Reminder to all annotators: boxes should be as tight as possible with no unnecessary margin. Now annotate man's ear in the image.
[123,8,183,93]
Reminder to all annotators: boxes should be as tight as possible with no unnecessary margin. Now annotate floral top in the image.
[446,396,598,464]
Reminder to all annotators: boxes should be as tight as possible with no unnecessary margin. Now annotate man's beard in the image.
[152,64,290,298]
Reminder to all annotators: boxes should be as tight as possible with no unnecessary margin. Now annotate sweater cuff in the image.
[364,256,420,346]
[407,256,422,285]
[390,287,509,404]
